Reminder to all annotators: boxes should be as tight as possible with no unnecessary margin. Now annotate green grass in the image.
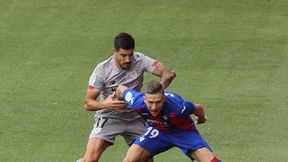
[1,0,288,161]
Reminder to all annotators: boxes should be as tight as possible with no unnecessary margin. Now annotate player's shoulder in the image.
[126,88,144,96]
[133,52,147,60]
[134,51,145,57]
[123,88,145,107]
[164,91,183,101]
[124,89,145,104]
[165,92,185,106]
[95,55,114,69]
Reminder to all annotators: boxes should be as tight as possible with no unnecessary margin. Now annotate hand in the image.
[103,93,127,111]
[197,116,207,124]
[115,85,127,100]
[161,69,176,81]
[159,69,176,88]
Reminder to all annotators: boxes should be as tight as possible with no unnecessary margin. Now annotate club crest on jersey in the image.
[163,115,168,120]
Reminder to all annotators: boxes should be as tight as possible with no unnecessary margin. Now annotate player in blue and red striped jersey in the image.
[115,80,221,162]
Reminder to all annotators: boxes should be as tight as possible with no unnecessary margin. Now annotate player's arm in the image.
[182,99,207,124]
[115,85,128,100]
[115,85,144,110]
[193,104,207,124]
[84,89,127,111]
[151,62,176,89]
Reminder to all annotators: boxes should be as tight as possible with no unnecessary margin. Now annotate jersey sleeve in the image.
[137,52,159,73]
[88,65,105,92]
[166,92,196,115]
[182,100,196,115]
[122,88,145,110]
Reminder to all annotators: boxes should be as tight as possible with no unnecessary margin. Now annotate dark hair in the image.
[114,32,135,51]
[145,80,164,94]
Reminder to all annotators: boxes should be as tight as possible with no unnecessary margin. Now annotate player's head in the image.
[113,32,135,69]
[144,80,165,116]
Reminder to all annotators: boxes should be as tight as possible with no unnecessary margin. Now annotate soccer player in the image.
[78,33,176,162]
[115,80,221,162]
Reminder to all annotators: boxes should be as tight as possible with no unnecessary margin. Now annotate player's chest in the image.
[107,67,142,83]
[104,67,140,88]
[141,113,175,127]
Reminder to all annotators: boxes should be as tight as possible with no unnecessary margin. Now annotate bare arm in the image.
[151,62,176,89]
[193,104,207,124]
[84,89,127,111]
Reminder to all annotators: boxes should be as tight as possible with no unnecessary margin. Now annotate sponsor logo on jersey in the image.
[146,119,169,127]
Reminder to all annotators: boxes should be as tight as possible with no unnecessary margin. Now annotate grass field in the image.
[1,0,288,161]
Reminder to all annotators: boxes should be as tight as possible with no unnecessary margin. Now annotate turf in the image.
[1,0,288,161]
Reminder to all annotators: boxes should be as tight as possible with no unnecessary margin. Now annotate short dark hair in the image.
[114,32,135,51]
[145,80,164,94]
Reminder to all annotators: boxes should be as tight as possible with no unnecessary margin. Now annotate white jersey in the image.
[88,52,158,120]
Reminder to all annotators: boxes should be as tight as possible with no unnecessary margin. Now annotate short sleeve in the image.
[165,92,196,115]
[88,65,105,92]
[182,101,196,115]
[122,88,145,110]
[137,52,159,73]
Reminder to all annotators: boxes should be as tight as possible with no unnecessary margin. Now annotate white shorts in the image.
[89,117,146,145]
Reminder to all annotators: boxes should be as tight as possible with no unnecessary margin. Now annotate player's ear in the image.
[143,95,147,103]
[112,48,116,53]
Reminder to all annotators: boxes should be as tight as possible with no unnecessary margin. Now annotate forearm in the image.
[159,70,176,89]
[193,104,207,124]
[84,99,108,111]
[152,63,176,89]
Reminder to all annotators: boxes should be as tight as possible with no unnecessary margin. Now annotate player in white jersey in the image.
[78,32,176,162]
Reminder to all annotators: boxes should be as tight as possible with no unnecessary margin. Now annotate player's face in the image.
[114,48,134,69]
[144,93,166,117]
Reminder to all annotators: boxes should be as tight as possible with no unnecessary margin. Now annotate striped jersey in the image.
[122,88,197,132]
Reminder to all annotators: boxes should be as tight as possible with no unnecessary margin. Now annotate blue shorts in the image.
[133,126,212,158]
